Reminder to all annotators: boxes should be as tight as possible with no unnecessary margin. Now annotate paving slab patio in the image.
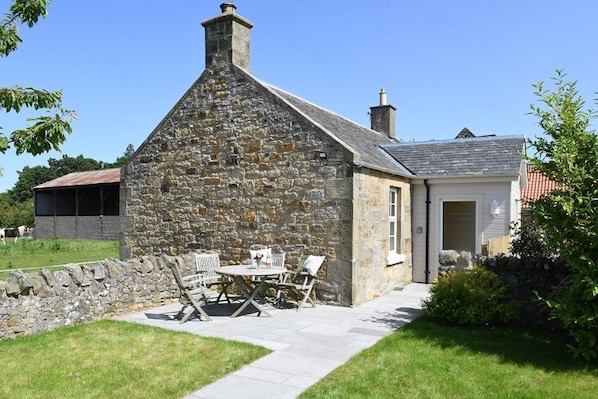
[119,283,430,399]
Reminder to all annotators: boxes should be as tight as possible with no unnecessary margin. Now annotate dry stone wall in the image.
[0,254,196,341]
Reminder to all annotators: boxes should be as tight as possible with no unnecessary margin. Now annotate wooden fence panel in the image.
[487,235,511,256]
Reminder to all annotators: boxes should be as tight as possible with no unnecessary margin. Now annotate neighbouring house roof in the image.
[262,83,413,177]
[33,168,121,190]
[455,127,476,139]
[521,165,557,207]
[380,135,526,178]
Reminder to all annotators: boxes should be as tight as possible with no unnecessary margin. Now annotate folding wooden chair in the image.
[169,261,221,323]
[271,252,286,269]
[274,255,325,310]
[194,253,232,303]
[254,251,287,301]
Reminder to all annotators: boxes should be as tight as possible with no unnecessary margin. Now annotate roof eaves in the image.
[357,160,414,178]
[378,146,415,176]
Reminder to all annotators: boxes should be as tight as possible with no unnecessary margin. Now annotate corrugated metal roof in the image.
[33,168,121,190]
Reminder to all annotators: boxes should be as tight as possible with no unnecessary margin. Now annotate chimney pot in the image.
[379,89,387,106]
[220,2,236,14]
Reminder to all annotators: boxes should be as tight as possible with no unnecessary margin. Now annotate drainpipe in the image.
[424,179,431,284]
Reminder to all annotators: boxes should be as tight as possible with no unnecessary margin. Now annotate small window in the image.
[389,188,397,252]
[388,187,404,265]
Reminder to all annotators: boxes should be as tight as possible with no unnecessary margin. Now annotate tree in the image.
[0,0,75,168]
[47,154,103,177]
[7,164,50,203]
[107,143,135,168]
[527,70,598,360]
[0,197,32,226]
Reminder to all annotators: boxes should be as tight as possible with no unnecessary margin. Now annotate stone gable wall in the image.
[121,65,357,305]
[0,254,196,341]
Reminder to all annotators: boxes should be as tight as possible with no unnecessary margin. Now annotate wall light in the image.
[490,200,500,216]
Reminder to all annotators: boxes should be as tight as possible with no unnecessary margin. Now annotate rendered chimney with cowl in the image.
[370,89,397,140]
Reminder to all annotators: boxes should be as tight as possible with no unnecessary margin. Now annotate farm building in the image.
[33,168,120,240]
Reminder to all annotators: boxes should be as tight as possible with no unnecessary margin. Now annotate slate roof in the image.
[262,83,413,177]
[381,135,525,178]
[34,168,121,190]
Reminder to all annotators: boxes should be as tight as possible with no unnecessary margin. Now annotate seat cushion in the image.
[301,255,326,276]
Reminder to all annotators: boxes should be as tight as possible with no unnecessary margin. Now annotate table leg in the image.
[230,277,272,318]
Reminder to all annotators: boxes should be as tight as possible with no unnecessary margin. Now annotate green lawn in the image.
[300,316,598,399]
[0,238,119,276]
[0,320,271,399]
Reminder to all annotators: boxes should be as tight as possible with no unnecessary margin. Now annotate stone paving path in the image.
[120,283,430,399]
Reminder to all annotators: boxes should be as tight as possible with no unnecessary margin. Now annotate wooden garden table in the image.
[215,265,286,317]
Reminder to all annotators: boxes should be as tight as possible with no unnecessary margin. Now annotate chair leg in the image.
[193,301,213,321]
[297,287,316,310]
[179,306,195,324]
[214,284,231,304]
[179,300,213,323]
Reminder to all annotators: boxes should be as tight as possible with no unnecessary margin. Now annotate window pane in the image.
[389,190,396,216]
[389,187,400,255]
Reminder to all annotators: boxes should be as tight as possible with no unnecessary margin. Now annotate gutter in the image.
[424,179,431,284]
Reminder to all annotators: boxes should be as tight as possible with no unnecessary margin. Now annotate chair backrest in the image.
[169,261,204,300]
[169,261,187,293]
[300,255,326,276]
[195,253,220,277]
[271,252,285,268]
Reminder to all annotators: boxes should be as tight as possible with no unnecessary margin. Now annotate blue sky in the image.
[1,0,597,192]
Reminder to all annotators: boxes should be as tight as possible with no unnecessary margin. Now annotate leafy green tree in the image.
[108,144,135,168]
[0,197,32,226]
[47,154,103,177]
[0,0,76,169]
[6,165,50,203]
[527,70,598,360]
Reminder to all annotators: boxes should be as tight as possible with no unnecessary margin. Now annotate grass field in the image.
[0,320,271,399]
[0,238,119,276]
[299,316,598,399]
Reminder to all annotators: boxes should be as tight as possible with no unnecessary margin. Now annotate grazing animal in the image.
[0,225,27,244]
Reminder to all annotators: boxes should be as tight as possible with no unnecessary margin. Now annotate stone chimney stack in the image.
[201,2,254,70]
[370,89,396,140]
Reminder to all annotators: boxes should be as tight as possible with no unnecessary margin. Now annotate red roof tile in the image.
[521,166,557,207]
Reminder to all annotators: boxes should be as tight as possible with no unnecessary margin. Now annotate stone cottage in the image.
[120,3,412,306]
[121,3,527,304]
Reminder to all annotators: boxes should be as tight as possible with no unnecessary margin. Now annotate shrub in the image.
[509,220,560,270]
[525,71,598,360]
[423,267,520,326]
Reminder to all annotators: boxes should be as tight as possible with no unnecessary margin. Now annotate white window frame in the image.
[387,187,405,265]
